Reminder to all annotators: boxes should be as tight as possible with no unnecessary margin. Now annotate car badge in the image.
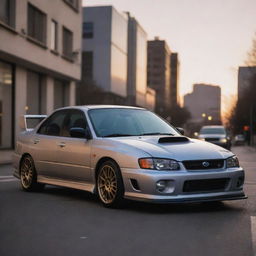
[202,161,210,168]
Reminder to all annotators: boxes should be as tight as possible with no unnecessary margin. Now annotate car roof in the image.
[55,105,145,111]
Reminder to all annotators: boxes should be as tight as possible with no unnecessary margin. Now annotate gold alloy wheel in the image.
[98,165,118,204]
[20,157,33,189]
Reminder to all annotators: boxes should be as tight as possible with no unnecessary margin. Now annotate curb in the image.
[0,161,12,166]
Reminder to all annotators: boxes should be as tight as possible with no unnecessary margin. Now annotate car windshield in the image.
[200,127,226,135]
[88,108,179,137]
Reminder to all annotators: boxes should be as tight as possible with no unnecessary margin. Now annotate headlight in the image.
[138,158,180,170]
[226,156,239,168]
[220,138,227,143]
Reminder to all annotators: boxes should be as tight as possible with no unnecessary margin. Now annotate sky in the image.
[82,0,256,114]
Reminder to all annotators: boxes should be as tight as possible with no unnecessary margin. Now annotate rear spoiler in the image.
[19,115,47,131]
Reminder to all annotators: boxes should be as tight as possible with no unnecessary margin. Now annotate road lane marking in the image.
[251,216,256,256]
[0,179,17,182]
[0,176,17,182]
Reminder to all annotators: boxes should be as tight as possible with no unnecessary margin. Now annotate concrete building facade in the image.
[147,38,171,115]
[184,84,221,124]
[80,6,155,110]
[0,0,82,149]
[170,53,180,107]
[126,13,150,108]
[80,6,128,105]
[238,66,256,100]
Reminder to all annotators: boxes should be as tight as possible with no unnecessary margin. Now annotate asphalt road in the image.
[0,146,255,256]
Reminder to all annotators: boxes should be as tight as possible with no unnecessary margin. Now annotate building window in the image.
[0,61,14,149]
[50,20,58,51]
[83,22,93,38]
[26,71,45,114]
[27,3,46,44]
[63,0,78,11]
[62,27,73,59]
[82,51,93,79]
[0,0,15,27]
[54,80,69,109]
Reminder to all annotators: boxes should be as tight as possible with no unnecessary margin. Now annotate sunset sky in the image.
[82,0,256,114]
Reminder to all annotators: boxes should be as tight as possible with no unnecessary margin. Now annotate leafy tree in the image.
[161,105,191,127]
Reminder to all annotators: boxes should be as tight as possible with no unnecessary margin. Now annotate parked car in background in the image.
[13,106,246,208]
[198,125,232,150]
[234,134,245,146]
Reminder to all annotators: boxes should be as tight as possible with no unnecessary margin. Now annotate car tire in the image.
[96,160,124,208]
[20,155,45,192]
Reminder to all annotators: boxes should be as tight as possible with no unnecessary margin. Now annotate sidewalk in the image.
[0,150,13,165]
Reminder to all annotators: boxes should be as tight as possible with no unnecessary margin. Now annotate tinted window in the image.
[27,3,46,44]
[83,22,93,38]
[62,27,73,59]
[200,127,226,135]
[88,108,179,137]
[62,110,87,137]
[0,0,15,27]
[38,110,66,136]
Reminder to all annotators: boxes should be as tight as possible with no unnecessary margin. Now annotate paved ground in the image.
[0,150,13,165]
[0,146,255,256]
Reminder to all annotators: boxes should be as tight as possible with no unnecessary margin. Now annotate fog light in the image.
[237,176,244,187]
[156,180,166,192]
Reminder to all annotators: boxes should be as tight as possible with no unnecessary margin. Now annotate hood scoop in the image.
[158,136,190,143]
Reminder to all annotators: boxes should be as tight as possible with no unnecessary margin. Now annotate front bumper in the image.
[121,167,247,203]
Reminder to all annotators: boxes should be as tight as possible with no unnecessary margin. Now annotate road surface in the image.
[0,146,255,256]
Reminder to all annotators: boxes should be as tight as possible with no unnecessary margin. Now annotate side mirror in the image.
[176,127,185,135]
[70,127,91,139]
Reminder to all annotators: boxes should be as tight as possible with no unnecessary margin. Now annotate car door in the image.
[32,110,67,178]
[53,109,92,182]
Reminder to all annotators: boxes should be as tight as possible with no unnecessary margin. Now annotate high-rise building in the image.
[0,0,82,150]
[184,84,221,124]
[79,6,155,110]
[170,53,180,107]
[238,66,256,100]
[126,13,147,107]
[147,38,171,115]
[80,6,128,105]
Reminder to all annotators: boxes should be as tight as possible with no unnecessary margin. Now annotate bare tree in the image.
[245,33,256,66]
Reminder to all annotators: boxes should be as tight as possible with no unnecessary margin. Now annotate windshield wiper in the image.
[139,132,174,136]
[102,134,135,137]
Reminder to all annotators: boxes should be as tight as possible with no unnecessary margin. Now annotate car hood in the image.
[198,134,226,139]
[108,136,233,161]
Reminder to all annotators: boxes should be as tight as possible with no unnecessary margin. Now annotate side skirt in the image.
[37,176,95,194]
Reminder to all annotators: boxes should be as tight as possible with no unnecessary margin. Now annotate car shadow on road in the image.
[124,200,246,215]
[41,185,246,215]
[42,185,99,204]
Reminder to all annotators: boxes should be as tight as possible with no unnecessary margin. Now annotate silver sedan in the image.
[13,105,247,207]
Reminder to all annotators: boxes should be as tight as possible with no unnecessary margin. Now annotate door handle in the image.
[34,139,40,144]
[58,142,66,148]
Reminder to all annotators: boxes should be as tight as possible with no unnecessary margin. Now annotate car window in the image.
[38,110,67,136]
[200,127,226,135]
[62,110,88,137]
[88,108,179,137]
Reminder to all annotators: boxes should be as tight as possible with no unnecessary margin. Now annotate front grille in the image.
[205,138,219,142]
[183,178,229,193]
[183,159,224,170]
